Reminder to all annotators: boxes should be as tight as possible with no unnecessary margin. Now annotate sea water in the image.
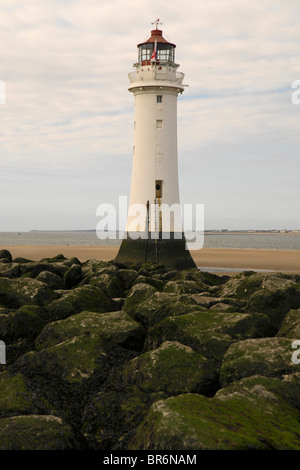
[0,231,300,250]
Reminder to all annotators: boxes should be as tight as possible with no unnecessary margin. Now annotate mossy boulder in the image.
[277,309,300,338]
[46,285,115,321]
[215,374,300,411]
[118,269,139,290]
[126,291,206,329]
[146,310,271,363]
[0,415,79,450]
[129,390,300,450]
[36,271,64,290]
[118,341,215,396]
[0,305,48,343]
[123,283,157,314]
[162,280,205,295]
[35,310,146,352]
[81,386,163,450]
[17,333,116,386]
[220,337,299,387]
[220,272,300,331]
[89,273,124,298]
[0,372,38,417]
[0,263,20,278]
[20,261,68,279]
[0,277,58,309]
[0,249,12,263]
[63,264,83,289]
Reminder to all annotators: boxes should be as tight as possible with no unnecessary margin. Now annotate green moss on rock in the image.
[0,372,37,417]
[129,390,300,450]
[220,337,299,387]
[277,308,300,339]
[46,285,116,321]
[35,310,145,352]
[0,277,58,309]
[118,341,212,396]
[0,414,79,450]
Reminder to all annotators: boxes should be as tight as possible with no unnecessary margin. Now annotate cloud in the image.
[0,0,299,230]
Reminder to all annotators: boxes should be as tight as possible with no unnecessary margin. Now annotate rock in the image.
[0,277,58,309]
[18,332,135,389]
[215,374,300,411]
[35,310,146,352]
[36,271,64,290]
[0,372,38,417]
[63,264,83,289]
[89,273,124,298]
[118,269,139,290]
[81,386,163,450]
[126,291,206,329]
[132,275,165,291]
[129,391,300,450]
[62,257,81,267]
[0,250,12,263]
[0,263,20,279]
[162,280,204,294]
[0,305,48,343]
[0,415,79,450]
[220,272,300,332]
[12,257,33,263]
[20,261,68,279]
[146,310,271,364]
[123,283,157,315]
[117,341,213,396]
[277,309,300,339]
[220,337,299,387]
[46,285,115,321]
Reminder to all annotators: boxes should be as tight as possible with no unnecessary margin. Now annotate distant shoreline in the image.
[1,245,300,274]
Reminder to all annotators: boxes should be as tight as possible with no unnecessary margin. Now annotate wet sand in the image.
[1,245,300,274]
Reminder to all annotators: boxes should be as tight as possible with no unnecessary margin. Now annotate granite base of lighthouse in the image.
[115,232,196,270]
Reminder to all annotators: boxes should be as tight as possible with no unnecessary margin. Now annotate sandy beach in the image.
[1,245,300,274]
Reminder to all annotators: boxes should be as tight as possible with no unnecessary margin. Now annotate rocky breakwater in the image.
[0,248,300,450]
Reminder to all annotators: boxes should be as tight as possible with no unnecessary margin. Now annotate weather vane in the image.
[152,18,162,29]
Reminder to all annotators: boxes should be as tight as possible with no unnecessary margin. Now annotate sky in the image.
[0,0,300,231]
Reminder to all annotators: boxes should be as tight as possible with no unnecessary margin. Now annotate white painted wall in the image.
[126,63,185,234]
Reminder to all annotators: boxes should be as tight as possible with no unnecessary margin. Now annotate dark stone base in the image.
[115,232,196,270]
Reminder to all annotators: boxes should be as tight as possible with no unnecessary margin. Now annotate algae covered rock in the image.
[0,414,79,450]
[0,277,58,309]
[220,337,299,387]
[220,272,300,331]
[277,308,300,339]
[215,374,300,411]
[18,333,116,386]
[0,372,37,417]
[146,310,271,363]
[123,283,157,314]
[63,264,83,289]
[0,249,12,263]
[118,341,212,396]
[82,386,163,450]
[46,284,115,321]
[36,271,64,290]
[129,390,300,450]
[126,291,206,329]
[35,310,145,352]
[0,305,48,343]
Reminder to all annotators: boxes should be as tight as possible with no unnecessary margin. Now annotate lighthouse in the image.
[116,21,196,270]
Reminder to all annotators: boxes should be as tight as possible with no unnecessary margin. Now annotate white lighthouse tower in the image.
[116,21,195,269]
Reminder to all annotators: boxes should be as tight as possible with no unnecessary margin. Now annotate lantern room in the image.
[137,28,176,65]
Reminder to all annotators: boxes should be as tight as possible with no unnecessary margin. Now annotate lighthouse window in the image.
[157,95,162,103]
[138,44,153,62]
[156,120,163,128]
[155,180,163,198]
